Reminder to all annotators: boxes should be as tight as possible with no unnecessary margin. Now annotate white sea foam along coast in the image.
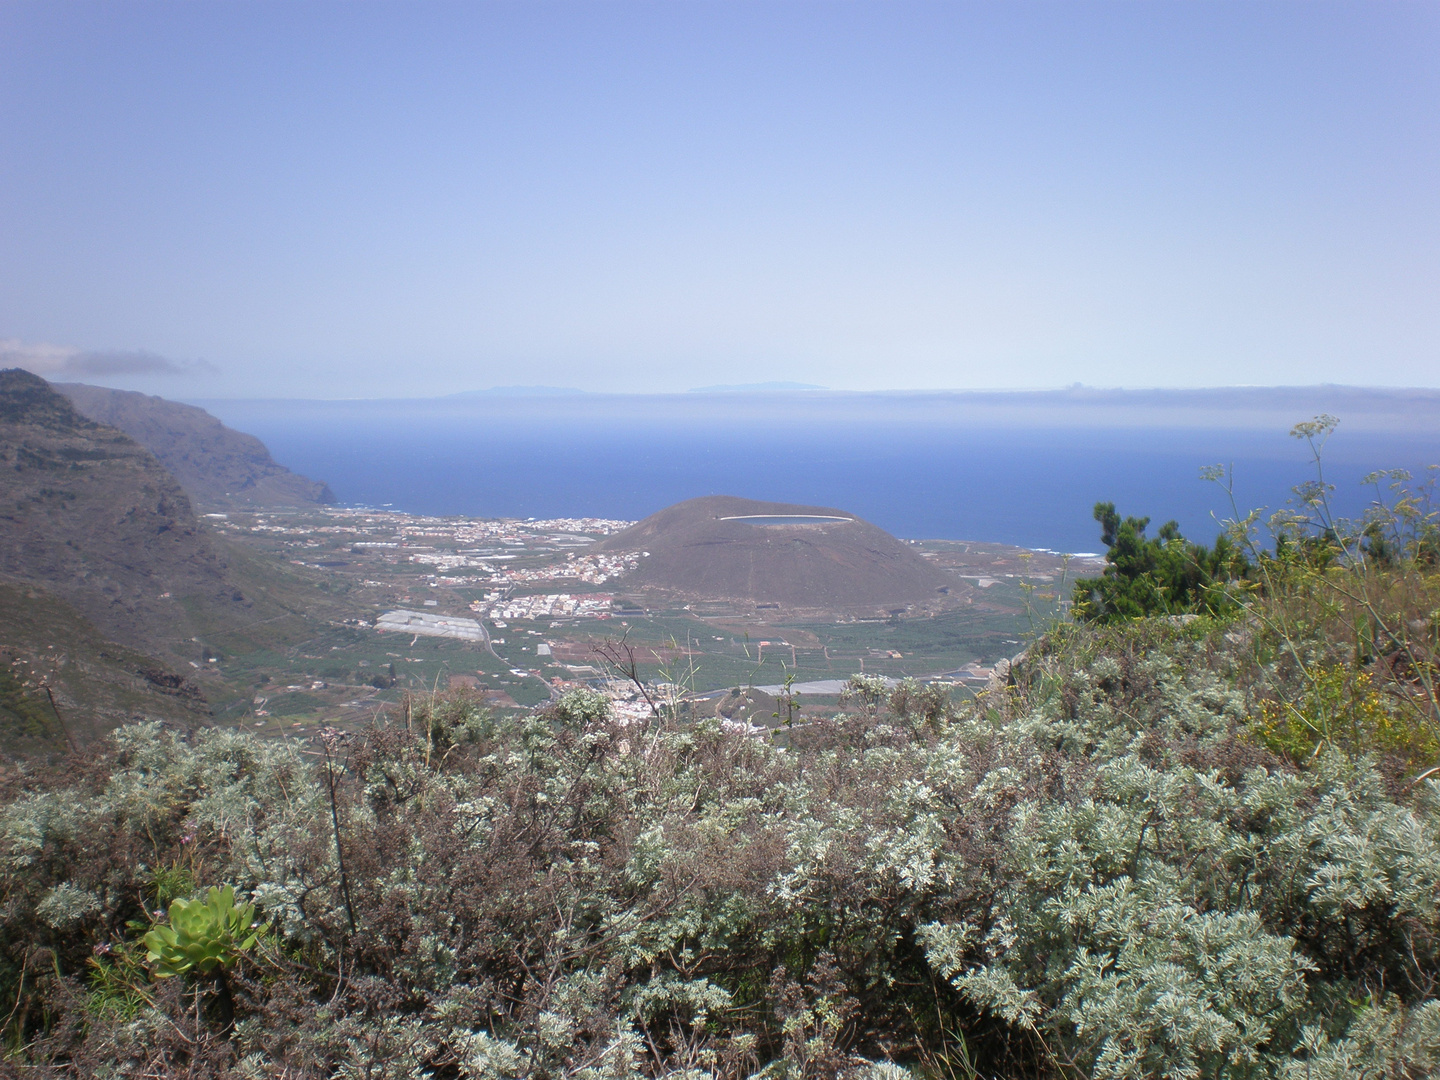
[375,609,486,642]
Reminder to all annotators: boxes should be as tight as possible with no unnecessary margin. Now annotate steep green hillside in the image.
[1,368,246,662]
[0,579,208,753]
[0,370,360,745]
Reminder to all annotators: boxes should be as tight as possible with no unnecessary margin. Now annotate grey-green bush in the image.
[1,617,1437,1078]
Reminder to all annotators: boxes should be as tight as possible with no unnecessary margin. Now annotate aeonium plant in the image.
[142,885,262,979]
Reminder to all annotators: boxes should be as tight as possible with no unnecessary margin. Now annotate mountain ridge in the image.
[57,382,333,508]
[1,370,245,658]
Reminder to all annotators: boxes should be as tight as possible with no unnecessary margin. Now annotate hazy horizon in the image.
[183,383,1440,438]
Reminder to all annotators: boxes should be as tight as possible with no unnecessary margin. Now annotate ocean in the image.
[197,389,1440,554]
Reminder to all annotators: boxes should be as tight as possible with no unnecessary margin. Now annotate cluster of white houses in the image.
[473,593,616,620]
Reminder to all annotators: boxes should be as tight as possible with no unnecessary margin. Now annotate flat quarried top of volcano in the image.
[719,514,855,526]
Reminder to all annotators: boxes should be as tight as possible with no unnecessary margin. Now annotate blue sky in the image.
[1,1,1436,398]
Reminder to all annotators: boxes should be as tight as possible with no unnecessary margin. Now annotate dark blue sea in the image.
[197,390,1440,555]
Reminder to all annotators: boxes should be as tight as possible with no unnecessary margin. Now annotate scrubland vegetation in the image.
[2,421,1438,1079]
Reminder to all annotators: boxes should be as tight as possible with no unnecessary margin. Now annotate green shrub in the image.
[142,885,261,978]
[1072,501,1250,622]
[1252,664,1440,766]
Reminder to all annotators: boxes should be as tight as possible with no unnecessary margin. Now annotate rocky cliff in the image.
[1,370,261,666]
[57,382,333,509]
